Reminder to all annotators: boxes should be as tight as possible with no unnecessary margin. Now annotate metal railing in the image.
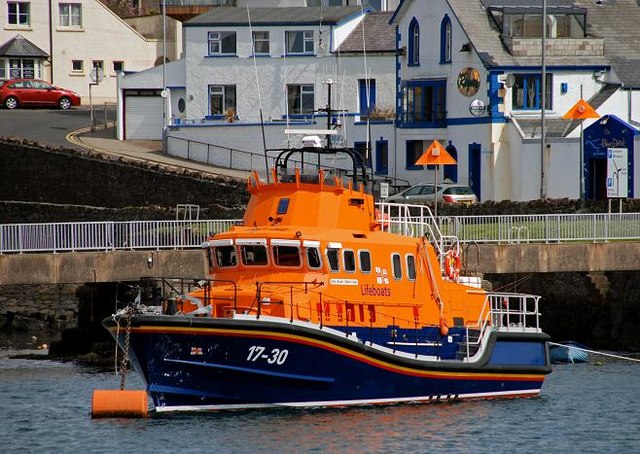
[0,220,240,254]
[2,212,640,254]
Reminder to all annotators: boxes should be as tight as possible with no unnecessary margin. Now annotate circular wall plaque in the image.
[469,99,486,117]
[457,67,480,97]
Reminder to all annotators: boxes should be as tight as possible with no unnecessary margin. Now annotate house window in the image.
[286,30,314,54]
[71,60,83,72]
[401,80,447,126]
[354,141,372,168]
[408,18,420,66]
[405,140,424,170]
[287,84,314,115]
[8,2,30,26]
[208,31,236,55]
[512,73,552,110]
[59,3,82,28]
[9,58,36,78]
[209,85,236,116]
[0,59,5,79]
[252,31,269,55]
[113,61,124,73]
[358,79,376,117]
[375,139,388,175]
[440,15,452,64]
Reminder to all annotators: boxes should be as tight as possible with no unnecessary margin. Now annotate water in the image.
[1,340,639,453]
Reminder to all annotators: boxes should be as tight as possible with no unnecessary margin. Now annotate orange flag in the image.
[415,140,457,165]
[562,99,600,120]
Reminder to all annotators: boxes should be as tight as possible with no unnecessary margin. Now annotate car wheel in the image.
[58,97,72,110]
[5,96,18,109]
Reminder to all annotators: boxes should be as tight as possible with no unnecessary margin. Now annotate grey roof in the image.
[0,34,48,58]
[337,12,396,53]
[185,6,364,27]
[445,0,610,68]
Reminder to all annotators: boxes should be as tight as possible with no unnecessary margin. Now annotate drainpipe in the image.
[48,0,54,83]
[628,89,640,128]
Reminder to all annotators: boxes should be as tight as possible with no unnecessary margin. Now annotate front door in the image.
[468,143,481,201]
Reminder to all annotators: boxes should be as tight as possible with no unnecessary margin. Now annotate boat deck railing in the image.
[462,291,542,360]
[375,202,460,270]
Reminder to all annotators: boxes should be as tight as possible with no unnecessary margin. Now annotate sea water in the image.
[1,336,639,453]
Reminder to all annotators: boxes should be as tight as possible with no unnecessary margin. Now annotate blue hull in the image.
[106,315,551,411]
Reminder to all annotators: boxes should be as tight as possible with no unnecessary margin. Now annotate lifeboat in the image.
[103,144,551,412]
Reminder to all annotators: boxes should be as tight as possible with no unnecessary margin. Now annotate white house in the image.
[390,0,640,201]
[0,0,176,103]
[119,5,399,182]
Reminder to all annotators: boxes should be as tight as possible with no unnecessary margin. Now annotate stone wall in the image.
[0,137,248,223]
[0,284,79,333]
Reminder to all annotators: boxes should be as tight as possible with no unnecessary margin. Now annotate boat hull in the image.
[105,315,551,412]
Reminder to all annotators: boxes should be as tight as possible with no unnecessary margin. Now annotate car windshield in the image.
[443,186,474,195]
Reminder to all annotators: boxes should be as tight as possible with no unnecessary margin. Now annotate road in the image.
[0,106,116,150]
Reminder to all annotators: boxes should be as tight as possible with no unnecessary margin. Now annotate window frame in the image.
[408,18,420,66]
[405,140,424,171]
[285,30,314,55]
[359,250,372,273]
[406,254,416,281]
[400,79,447,127]
[71,60,83,73]
[252,31,270,56]
[59,3,82,28]
[209,84,237,117]
[512,73,552,111]
[440,15,452,64]
[208,31,237,56]
[287,84,314,116]
[8,1,30,26]
[391,253,403,280]
[343,249,356,273]
[326,248,340,272]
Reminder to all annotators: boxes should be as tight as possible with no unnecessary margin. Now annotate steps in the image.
[587,272,610,297]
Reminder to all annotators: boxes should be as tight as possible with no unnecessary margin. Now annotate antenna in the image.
[247,5,270,183]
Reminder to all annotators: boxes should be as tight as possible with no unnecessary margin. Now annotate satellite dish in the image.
[505,73,516,88]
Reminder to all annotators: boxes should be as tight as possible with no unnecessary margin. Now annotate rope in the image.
[549,341,640,363]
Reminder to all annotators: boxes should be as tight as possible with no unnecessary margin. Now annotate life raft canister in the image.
[444,249,461,281]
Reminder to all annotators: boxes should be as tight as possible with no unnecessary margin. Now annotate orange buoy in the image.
[91,389,148,418]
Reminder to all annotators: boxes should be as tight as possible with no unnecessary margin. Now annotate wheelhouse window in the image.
[273,245,301,267]
[214,246,237,267]
[359,250,372,273]
[343,250,356,272]
[400,80,446,127]
[440,15,452,64]
[287,84,314,115]
[391,253,402,280]
[208,31,237,56]
[406,254,416,281]
[286,30,314,55]
[252,31,270,55]
[59,3,82,28]
[8,2,30,26]
[512,74,552,110]
[241,245,268,266]
[408,18,420,66]
[209,85,236,116]
[306,247,322,269]
[327,248,340,272]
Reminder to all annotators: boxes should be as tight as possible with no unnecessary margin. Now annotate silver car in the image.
[386,183,477,205]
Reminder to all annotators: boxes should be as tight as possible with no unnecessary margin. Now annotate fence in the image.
[1,213,640,254]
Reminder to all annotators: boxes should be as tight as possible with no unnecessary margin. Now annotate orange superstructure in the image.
[199,156,486,335]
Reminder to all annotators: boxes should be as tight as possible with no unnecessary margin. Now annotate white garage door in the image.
[125,94,163,140]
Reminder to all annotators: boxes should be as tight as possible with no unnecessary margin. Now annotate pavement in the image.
[67,124,251,180]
